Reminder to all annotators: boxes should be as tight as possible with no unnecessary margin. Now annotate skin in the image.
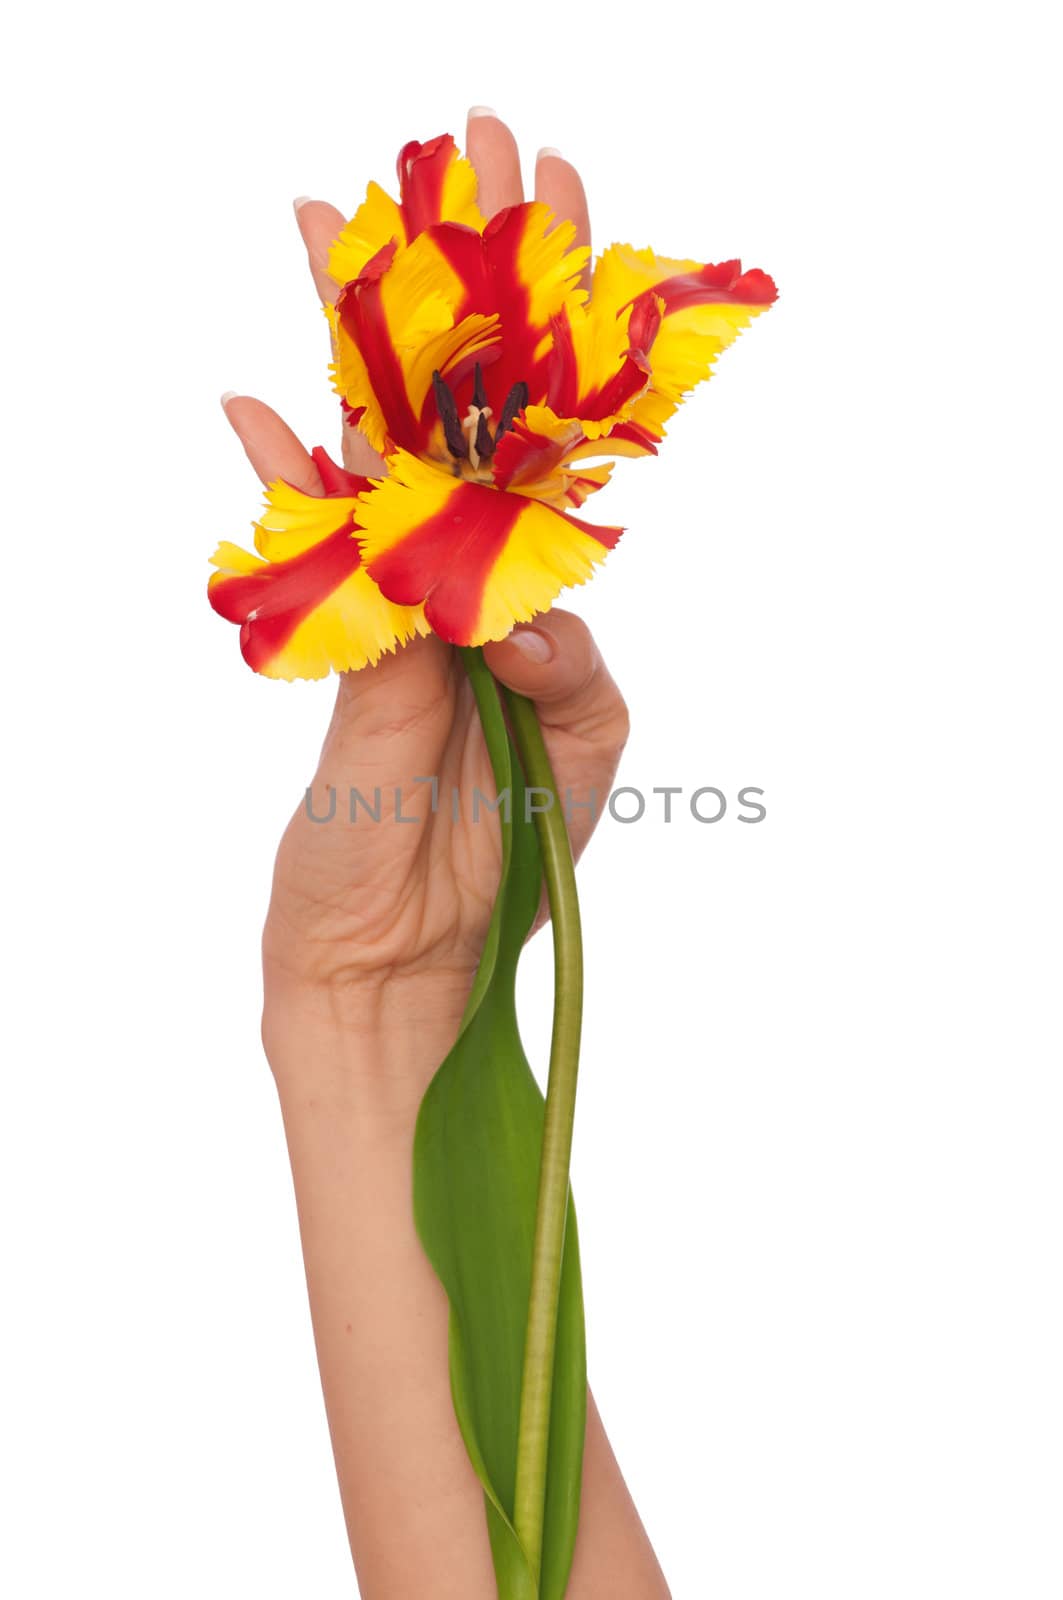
[225,110,670,1598]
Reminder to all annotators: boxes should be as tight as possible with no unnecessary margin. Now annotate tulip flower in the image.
[209,134,776,679]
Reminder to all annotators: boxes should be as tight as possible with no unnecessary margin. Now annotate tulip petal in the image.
[491,405,585,491]
[491,405,618,508]
[557,462,615,508]
[544,248,776,452]
[591,246,777,320]
[327,133,485,288]
[208,453,426,679]
[357,451,622,647]
[545,294,656,427]
[595,247,777,439]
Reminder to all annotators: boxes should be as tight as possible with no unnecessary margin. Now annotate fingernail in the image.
[537,146,563,162]
[508,626,554,663]
[468,105,498,119]
[293,195,314,212]
[220,390,239,410]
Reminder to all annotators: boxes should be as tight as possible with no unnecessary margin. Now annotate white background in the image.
[3,2,1060,1595]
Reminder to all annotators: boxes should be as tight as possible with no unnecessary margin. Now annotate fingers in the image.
[293,197,347,306]
[465,108,524,218]
[221,394,324,494]
[484,612,629,863]
[534,149,591,259]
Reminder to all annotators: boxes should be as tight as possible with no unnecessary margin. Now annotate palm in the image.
[264,616,624,990]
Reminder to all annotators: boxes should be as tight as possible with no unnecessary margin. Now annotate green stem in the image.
[503,687,584,1589]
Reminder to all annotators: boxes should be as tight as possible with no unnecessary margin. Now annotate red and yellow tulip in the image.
[209,134,777,679]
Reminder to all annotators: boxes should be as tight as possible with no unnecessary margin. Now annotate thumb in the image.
[482,611,629,860]
[483,611,629,743]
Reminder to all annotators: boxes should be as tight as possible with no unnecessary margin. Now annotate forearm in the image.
[267,980,670,1598]
[276,1017,495,1597]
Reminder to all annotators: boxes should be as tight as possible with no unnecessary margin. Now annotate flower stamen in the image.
[495,381,530,442]
[431,370,469,460]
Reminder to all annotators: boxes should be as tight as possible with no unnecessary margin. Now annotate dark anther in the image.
[472,361,489,410]
[495,381,530,441]
[432,369,468,459]
[474,410,495,461]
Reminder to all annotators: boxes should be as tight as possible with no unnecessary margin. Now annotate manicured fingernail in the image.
[220,390,238,410]
[537,146,563,162]
[468,105,498,119]
[508,626,554,663]
[292,195,314,212]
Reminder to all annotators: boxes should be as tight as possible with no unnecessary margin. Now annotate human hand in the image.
[222,113,628,1086]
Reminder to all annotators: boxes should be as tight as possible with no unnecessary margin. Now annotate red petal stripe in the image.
[428,208,560,409]
[546,289,661,422]
[367,480,621,645]
[396,134,456,240]
[564,508,622,549]
[336,249,427,456]
[209,517,363,673]
[491,415,578,491]
[366,481,525,645]
[603,418,660,455]
[627,290,663,351]
[310,446,370,497]
[649,260,778,313]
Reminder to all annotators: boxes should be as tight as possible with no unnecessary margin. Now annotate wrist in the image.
[262,964,473,1122]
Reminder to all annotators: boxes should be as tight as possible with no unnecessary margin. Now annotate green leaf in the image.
[413,650,586,1599]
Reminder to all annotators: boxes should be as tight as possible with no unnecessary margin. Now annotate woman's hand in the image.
[222,113,628,1087]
